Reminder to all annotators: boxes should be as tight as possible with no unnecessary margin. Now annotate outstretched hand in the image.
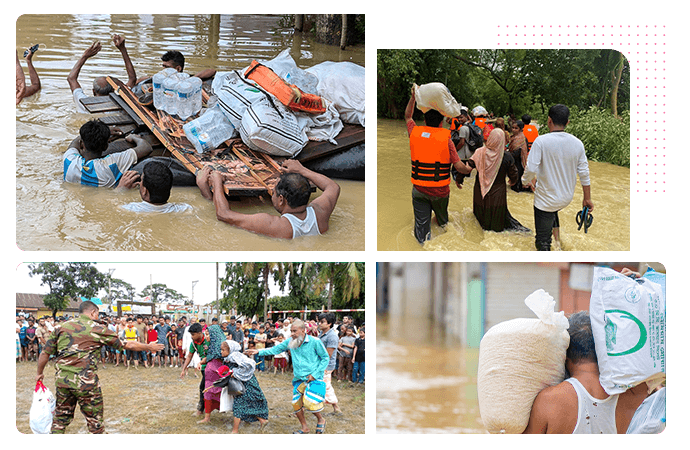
[118,170,141,189]
[112,34,126,50]
[83,41,102,59]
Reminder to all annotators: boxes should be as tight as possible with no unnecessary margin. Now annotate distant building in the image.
[16,293,81,319]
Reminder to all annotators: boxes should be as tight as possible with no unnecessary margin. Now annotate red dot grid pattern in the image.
[496,24,666,194]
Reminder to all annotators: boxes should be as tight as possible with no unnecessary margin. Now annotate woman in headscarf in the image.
[221,339,269,433]
[466,128,530,232]
[198,324,227,423]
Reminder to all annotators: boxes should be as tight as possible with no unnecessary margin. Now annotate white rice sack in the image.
[590,267,666,396]
[477,289,570,434]
[413,82,463,118]
[238,96,308,157]
[213,71,266,129]
[306,61,365,127]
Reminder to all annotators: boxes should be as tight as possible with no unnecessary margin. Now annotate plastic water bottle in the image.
[176,80,193,120]
[183,105,237,153]
[189,77,203,116]
[163,73,189,116]
[153,68,177,111]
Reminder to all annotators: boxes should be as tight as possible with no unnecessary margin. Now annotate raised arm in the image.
[22,48,41,98]
[281,159,340,233]
[113,34,137,88]
[67,41,102,92]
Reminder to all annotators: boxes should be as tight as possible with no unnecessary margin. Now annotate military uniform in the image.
[42,314,124,434]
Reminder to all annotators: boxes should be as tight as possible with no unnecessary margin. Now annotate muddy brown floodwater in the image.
[16,15,365,251]
[16,360,365,434]
[377,118,629,251]
[376,314,485,433]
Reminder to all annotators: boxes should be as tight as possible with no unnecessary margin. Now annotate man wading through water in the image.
[36,301,164,433]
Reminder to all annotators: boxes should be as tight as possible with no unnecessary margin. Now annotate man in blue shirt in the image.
[154,316,172,367]
[247,319,329,434]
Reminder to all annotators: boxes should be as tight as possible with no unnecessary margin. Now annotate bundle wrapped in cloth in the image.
[477,289,570,434]
[413,82,463,118]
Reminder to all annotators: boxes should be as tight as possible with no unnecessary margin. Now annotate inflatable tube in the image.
[130,156,197,186]
[302,144,365,181]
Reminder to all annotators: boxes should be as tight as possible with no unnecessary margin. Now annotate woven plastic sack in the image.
[590,267,666,395]
[238,96,308,157]
[212,71,266,129]
[306,61,365,127]
[413,82,462,118]
[477,289,570,434]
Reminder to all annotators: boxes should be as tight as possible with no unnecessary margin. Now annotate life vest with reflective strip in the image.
[410,126,452,187]
[124,327,138,342]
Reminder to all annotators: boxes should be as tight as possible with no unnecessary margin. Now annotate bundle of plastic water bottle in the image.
[152,68,203,120]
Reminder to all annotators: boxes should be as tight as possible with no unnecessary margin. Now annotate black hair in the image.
[136,314,143,320]
[188,323,203,334]
[548,104,570,127]
[275,172,311,208]
[317,312,335,327]
[514,120,524,131]
[79,300,99,314]
[566,311,598,364]
[162,50,185,70]
[142,161,173,204]
[423,109,444,128]
[126,317,133,322]
[521,114,532,124]
[79,119,110,155]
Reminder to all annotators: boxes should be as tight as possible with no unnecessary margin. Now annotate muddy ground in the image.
[16,359,365,434]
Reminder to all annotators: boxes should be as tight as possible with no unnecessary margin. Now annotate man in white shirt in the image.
[521,104,593,251]
[120,160,192,213]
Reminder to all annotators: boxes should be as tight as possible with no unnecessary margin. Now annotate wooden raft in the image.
[105,77,282,197]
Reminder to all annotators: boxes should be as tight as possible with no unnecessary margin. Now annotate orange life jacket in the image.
[244,60,326,114]
[523,124,539,150]
[449,117,461,131]
[410,126,452,187]
[475,117,487,129]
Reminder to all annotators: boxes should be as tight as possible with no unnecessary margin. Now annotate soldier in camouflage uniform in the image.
[36,301,163,434]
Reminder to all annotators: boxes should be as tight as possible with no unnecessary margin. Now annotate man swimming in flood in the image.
[195,159,340,239]
[67,35,137,113]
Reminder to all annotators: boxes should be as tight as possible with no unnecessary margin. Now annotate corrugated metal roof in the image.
[16,293,81,311]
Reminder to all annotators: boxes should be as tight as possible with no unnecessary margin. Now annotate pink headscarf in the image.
[470,128,505,199]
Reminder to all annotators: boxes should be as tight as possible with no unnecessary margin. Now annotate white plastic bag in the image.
[29,380,56,434]
[262,49,319,94]
[295,98,343,144]
[477,289,570,434]
[219,386,234,413]
[305,61,365,127]
[183,105,237,154]
[626,387,665,434]
[590,267,666,395]
[413,82,463,118]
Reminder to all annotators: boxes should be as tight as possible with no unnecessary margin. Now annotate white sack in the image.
[413,82,462,118]
[477,289,570,434]
[238,96,308,157]
[590,267,666,395]
[306,61,365,127]
[262,49,319,94]
[213,71,266,129]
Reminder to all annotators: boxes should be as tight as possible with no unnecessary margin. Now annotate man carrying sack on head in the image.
[404,86,470,244]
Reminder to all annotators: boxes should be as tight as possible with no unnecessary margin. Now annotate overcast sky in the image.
[16,262,283,305]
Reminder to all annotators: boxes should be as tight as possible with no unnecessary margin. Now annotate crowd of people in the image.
[406,87,593,251]
[20,302,365,434]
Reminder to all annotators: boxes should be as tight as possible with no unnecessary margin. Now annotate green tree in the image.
[103,278,135,304]
[139,283,187,305]
[28,263,107,318]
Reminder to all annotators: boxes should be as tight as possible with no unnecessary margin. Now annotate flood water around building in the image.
[376,314,485,433]
[377,118,629,251]
[16,15,365,251]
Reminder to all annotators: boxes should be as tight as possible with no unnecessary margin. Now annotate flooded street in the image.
[377,118,629,251]
[376,314,485,433]
[16,15,365,251]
